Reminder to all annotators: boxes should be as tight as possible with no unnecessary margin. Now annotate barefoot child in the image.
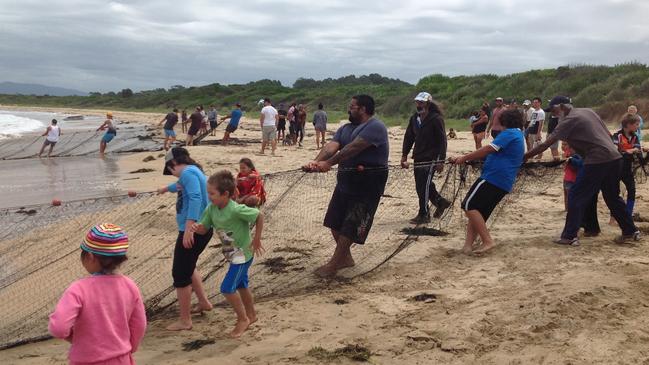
[190,170,264,338]
[49,224,147,365]
[236,158,266,207]
[450,109,525,254]
[612,113,646,218]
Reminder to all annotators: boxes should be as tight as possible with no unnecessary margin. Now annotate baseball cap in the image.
[163,147,189,175]
[548,96,571,108]
[106,112,113,117]
[414,92,433,102]
[495,97,503,102]
[522,100,531,106]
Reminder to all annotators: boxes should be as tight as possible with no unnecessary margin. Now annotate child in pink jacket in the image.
[49,223,147,365]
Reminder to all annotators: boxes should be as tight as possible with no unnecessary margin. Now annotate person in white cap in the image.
[401,92,451,224]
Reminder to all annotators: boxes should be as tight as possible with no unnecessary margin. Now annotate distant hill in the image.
[0,82,87,96]
[0,65,647,127]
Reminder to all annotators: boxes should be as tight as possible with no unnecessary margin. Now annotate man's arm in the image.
[42,126,51,136]
[525,134,558,160]
[315,141,340,161]
[324,137,372,167]
[259,112,264,126]
[451,144,497,164]
[536,120,544,141]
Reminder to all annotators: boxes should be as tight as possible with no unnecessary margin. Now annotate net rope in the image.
[0,159,639,350]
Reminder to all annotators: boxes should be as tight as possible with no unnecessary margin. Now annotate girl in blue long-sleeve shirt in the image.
[157,147,214,331]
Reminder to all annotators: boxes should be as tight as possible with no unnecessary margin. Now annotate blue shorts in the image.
[164,129,176,138]
[102,132,116,143]
[220,258,253,294]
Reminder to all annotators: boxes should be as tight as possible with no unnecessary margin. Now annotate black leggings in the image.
[172,230,213,288]
[621,158,636,202]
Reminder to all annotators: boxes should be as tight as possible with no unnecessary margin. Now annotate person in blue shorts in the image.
[190,170,264,338]
[451,109,525,254]
[97,112,117,158]
[220,103,243,145]
[158,108,179,151]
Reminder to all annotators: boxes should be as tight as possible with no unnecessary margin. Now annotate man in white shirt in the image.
[38,119,61,157]
[260,98,279,155]
[526,97,545,159]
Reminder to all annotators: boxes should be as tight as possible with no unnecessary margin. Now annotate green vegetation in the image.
[1,64,647,126]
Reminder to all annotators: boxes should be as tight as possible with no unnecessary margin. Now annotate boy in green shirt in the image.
[190,170,264,338]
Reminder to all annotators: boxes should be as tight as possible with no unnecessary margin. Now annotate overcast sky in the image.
[2,0,648,92]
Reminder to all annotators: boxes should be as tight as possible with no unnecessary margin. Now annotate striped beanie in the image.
[81,223,129,256]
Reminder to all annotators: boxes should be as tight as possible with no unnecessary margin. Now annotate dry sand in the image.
[3,107,649,364]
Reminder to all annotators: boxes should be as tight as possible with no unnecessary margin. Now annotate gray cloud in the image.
[2,0,648,92]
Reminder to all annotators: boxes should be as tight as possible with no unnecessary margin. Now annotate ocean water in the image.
[0,112,46,139]
[0,110,102,139]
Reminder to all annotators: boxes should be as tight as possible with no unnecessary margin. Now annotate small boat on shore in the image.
[63,115,84,121]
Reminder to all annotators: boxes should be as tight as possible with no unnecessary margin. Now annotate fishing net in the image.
[0,161,571,349]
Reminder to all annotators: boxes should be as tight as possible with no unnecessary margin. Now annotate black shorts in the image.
[225,124,237,133]
[278,119,286,131]
[188,126,200,136]
[472,123,486,134]
[323,188,382,244]
[209,120,217,129]
[172,229,213,288]
[461,178,507,220]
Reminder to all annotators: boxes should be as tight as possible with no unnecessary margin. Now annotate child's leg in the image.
[190,269,212,311]
[466,209,495,253]
[223,292,249,338]
[238,288,257,324]
[166,285,193,330]
[463,212,477,254]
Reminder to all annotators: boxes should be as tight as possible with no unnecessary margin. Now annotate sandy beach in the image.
[2,106,649,364]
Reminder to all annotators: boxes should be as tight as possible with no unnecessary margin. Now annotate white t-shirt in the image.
[525,108,533,122]
[47,125,60,142]
[528,108,545,133]
[261,105,278,127]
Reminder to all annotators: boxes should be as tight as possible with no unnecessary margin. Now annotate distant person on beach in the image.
[287,103,297,145]
[158,108,179,151]
[296,104,307,147]
[157,147,213,330]
[97,112,117,158]
[313,103,328,149]
[611,113,647,220]
[186,106,202,146]
[627,105,644,140]
[236,158,266,207]
[199,105,208,135]
[221,103,243,145]
[260,98,278,155]
[277,104,287,141]
[208,105,218,136]
[526,98,545,159]
[522,100,532,149]
[401,92,450,224]
[525,96,640,246]
[38,119,61,157]
[303,94,389,278]
[190,170,264,338]
[181,109,188,133]
[471,109,488,150]
[447,128,457,139]
[486,97,505,139]
[450,109,525,254]
[49,224,146,365]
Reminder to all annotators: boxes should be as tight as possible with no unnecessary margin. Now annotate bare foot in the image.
[473,242,496,254]
[166,320,192,331]
[461,245,473,255]
[247,313,258,325]
[337,256,355,269]
[314,263,338,278]
[230,318,250,338]
[191,302,213,314]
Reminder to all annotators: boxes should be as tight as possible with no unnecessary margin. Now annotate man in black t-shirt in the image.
[186,106,202,146]
[277,107,287,141]
[158,108,179,151]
